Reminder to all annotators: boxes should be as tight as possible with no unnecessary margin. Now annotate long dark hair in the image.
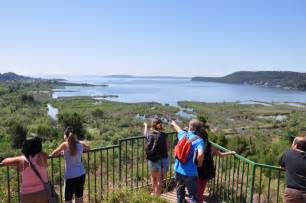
[22,136,42,158]
[151,118,163,132]
[199,126,211,153]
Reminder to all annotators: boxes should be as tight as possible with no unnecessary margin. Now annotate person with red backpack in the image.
[171,119,205,203]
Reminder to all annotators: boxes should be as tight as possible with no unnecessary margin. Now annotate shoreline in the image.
[51,94,306,109]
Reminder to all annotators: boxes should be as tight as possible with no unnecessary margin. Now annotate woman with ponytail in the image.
[51,127,89,203]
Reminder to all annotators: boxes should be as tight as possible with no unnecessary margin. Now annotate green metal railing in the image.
[0,133,285,203]
[208,141,285,203]
[0,133,177,203]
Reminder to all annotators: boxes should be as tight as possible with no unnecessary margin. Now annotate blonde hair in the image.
[67,133,77,156]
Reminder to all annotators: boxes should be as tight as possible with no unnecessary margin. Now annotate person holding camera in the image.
[197,127,235,202]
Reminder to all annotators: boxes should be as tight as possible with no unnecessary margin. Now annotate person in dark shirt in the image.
[280,136,306,203]
[144,118,169,196]
[197,128,235,203]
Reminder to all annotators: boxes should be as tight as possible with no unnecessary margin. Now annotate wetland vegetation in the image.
[0,77,306,201]
[0,79,305,165]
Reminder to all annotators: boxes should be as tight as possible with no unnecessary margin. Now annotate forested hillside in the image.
[192,71,306,90]
[0,72,34,82]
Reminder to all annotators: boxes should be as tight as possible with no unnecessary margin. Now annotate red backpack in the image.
[174,134,199,163]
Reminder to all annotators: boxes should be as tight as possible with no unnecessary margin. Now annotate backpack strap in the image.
[189,135,200,143]
[151,132,159,149]
[147,131,160,153]
[180,131,188,139]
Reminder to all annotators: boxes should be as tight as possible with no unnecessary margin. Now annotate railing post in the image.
[118,140,122,185]
[7,166,11,203]
[17,168,20,203]
[249,163,257,203]
[87,151,90,203]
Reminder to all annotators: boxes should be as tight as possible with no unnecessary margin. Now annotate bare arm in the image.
[143,122,148,136]
[197,149,204,167]
[171,120,182,132]
[51,142,67,156]
[80,141,90,152]
[1,156,23,167]
[212,147,236,157]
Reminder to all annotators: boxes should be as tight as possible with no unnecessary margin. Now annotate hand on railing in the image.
[48,152,63,158]
[143,122,148,136]
[83,145,90,152]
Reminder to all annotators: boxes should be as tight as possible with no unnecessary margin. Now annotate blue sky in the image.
[0,0,305,77]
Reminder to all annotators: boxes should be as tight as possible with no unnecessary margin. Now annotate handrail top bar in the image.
[210,141,283,169]
[255,162,282,170]
[210,141,256,165]
[85,144,120,152]
[117,132,177,142]
[118,136,145,142]
[0,133,282,170]
[48,144,120,159]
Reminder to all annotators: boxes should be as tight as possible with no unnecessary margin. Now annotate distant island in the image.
[2,71,306,91]
[104,75,135,78]
[104,75,190,79]
[0,72,107,87]
[192,71,306,91]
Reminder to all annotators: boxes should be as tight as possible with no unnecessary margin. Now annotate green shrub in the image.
[0,86,8,95]
[58,111,85,139]
[92,108,105,118]
[226,135,249,155]
[20,94,35,104]
[9,122,27,148]
[37,124,58,140]
[103,189,168,203]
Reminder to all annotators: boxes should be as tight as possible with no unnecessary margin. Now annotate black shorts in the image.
[65,174,86,201]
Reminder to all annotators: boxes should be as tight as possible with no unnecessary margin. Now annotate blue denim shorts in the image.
[148,157,169,173]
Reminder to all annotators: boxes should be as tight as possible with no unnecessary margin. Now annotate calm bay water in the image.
[52,76,306,105]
